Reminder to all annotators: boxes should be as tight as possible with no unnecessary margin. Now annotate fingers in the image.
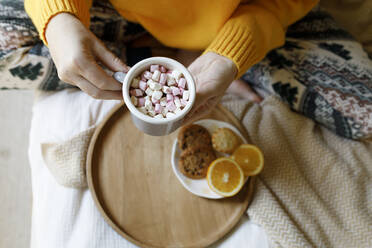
[79,55,123,91]
[93,40,129,73]
[73,75,123,100]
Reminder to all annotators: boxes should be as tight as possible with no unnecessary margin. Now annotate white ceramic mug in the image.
[119,57,196,136]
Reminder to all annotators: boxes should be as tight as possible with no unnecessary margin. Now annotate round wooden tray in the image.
[87,104,255,248]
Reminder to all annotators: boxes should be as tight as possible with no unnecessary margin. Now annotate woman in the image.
[24,0,318,123]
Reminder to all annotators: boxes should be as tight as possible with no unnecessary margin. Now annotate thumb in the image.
[93,40,129,72]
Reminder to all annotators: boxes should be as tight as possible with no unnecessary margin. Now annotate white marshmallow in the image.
[152,70,161,81]
[154,114,164,119]
[152,90,163,101]
[148,110,156,117]
[162,86,171,94]
[138,107,147,115]
[171,70,183,80]
[131,78,140,88]
[145,98,153,110]
[148,80,162,91]
[182,90,190,101]
[145,87,153,96]
[131,96,138,106]
[162,107,169,116]
[174,97,181,108]
[160,97,167,107]
[174,108,182,114]
[167,74,176,86]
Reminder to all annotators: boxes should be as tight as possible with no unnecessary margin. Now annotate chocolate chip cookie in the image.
[178,124,212,151]
[179,146,216,179]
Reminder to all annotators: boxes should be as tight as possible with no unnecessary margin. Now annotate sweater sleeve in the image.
[24,0,92,44]
[205,0,319,78]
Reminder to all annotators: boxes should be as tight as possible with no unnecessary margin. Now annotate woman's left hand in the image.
[184,52,237,124]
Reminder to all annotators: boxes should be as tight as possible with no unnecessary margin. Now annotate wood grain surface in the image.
[87,104,255,248]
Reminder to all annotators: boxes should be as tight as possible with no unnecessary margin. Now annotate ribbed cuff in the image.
[25,0,91,44]
[205,22,259,79]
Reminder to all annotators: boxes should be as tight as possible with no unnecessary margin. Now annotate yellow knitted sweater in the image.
[24,0,318,77]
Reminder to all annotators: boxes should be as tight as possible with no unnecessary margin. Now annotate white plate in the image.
[171,119,248,199]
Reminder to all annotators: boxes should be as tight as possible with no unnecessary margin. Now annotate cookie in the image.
[211,127,243,154]
[178,124,212,151]
[179,146,216,179]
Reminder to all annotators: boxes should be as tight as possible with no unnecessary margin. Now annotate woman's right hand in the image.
[45,13,128,100]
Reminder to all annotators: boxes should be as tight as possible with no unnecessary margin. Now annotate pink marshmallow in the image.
[139,80,147,91]
[155,103,163,113]
[166,93,174,102]
[178,78,186,88]
[159,73,167,85]
[180,99,188,107]
[141,75,148,81]
[150,64,160,72]
[143,71,153,80]
[179,87,184,95]
[160,66,167,73]
[166,101,176,112]
[130,89,143,97]
[138,97,145,107]
[171,87,181,96]
[152,97,160,104]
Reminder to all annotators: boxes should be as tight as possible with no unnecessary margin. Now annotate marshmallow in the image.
[177,78,186,88]
[138,97,145,107]
[138,107,147,114]
[182,90,189,101]
[143,71,153,80]
[154,103,163,114]
[171,86,181,96]
[166,101,177,112]
[180,98,188,107]
[159,73,167,85]
[148,80,162,91]
[150,64,160,72]
[131,96,138,106]
[167,74,176,86]
[130,89,143,97]
[152,70,161,81]
[162,106,169,116]
[132,78,140,88]
[139,80,147,91]
[152,90,163,101]
[160,97,167,106]
[151,97,160,104]
[174,97,181,108]
[174,107,182,114]
[154,114,164,119]
[179,87,184,95]
[171,70,182,80]
[162,86,172,94]
[145,87,153,96]
[166,93,174,102]
[160,66,167,73]
[148,110,156,117]
[145,98,153,110]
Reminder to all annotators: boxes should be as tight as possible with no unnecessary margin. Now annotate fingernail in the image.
[113,71,127,83]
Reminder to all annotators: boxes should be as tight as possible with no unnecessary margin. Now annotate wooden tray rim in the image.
[86,103,255,248]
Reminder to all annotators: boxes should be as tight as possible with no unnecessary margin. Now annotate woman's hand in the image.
[46,13,128,99]
[183,52,237,123]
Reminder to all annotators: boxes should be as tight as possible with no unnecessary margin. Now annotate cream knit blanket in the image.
[42,95,372,247]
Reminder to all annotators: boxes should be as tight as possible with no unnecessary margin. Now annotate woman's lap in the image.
[0,1,371,140]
